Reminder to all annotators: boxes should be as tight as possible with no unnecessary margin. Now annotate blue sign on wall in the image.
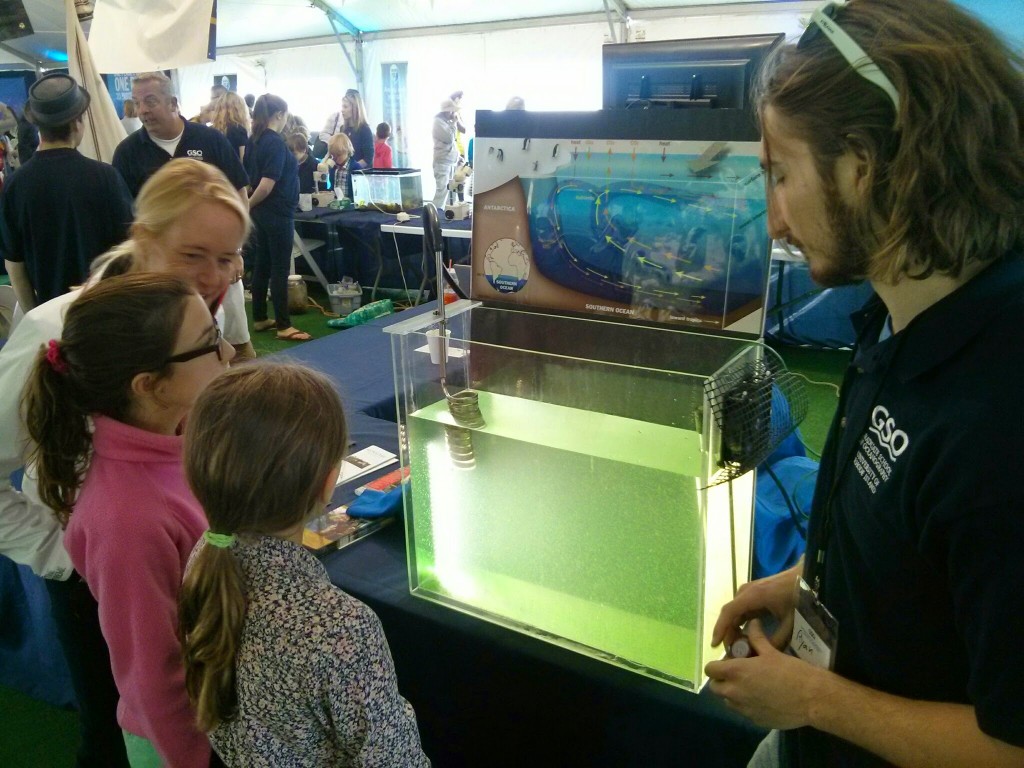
[104,72,138,119]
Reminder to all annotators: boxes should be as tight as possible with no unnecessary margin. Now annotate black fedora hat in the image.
[24,73,91,128]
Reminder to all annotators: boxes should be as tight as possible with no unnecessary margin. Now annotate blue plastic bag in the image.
[347,485,404,519]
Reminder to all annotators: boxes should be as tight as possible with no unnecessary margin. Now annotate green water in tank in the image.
[407,389,706,685]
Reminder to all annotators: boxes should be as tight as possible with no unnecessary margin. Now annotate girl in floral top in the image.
[180,364,428,767]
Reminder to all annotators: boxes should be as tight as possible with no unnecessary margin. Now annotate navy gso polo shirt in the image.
[786,253,1024,767]
[112,119,249,198]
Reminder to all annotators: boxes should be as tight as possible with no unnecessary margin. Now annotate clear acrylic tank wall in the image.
[386,302,762,691]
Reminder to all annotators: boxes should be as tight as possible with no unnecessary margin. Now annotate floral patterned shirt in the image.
[194,535,429,767]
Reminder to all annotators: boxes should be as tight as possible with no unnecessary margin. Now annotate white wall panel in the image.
[174,4,807,199]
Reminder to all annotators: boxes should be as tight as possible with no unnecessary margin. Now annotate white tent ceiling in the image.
[2,0,799,69]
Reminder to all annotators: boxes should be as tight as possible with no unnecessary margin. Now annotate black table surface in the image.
[294,206,470,294]
[295,205,472,233]
[283,305,766,767]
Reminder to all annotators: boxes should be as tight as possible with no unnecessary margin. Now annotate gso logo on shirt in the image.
[868,405,909,460]
[186,149,203,158]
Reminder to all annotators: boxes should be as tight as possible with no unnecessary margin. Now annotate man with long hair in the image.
[706,2,1024,766]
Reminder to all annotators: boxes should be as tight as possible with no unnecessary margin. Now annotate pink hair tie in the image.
[46,340,70,375]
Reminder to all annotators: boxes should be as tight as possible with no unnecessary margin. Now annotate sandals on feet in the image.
[277,327,311,341]
[253,319,276,332]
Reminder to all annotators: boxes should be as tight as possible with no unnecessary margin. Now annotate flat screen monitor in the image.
[602,33,785,113]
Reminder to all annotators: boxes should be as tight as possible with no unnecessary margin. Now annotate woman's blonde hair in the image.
[122,99,137,118]
[342,89,368,132]
[22,274,194,525]
[96,159,251,276]
[179,363,348,731]
[209,91,250,135]
[756,0,1024,283]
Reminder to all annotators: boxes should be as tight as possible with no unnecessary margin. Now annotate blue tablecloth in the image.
[0,555,74,709]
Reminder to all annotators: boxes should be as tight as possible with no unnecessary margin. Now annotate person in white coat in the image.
[431,98,459,208]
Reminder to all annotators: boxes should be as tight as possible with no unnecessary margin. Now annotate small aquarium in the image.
[351,168,422,213]
[387,303,766,691]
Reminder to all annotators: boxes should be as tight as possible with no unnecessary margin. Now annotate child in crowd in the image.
[179,364,429,766]
[288,132,317,194]
[373,121,393,169]
[23,273,234,768]
[246,94,307,342]
[325,132,354,199]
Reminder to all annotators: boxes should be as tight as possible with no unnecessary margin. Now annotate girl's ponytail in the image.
[179,543,246,730]
[22,341,91,525]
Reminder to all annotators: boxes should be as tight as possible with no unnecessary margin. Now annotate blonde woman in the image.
[318,89,374,198]
[209,91,250,163]
[181,364,428,766]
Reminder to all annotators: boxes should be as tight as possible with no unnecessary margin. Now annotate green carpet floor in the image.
[0,289,847,766]
[244,283,426,357]
[0,684,78,766]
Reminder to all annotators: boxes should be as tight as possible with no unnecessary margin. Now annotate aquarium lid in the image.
[352,168,421,177]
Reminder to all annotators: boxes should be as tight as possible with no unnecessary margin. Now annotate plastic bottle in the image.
[326,299,394,328]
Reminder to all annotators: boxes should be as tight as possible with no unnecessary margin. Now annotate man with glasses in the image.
[705,1,1024,766]
[112,71,255,361]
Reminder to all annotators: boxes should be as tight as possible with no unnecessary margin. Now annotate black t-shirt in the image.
[16,115,38,164]
[225,123,248,158]
[345,123,375,197]
[0,148,133,303]
[296,153,317,194]
[245,130,298,219]
[786,254,1024,767]
[111,119,249,197]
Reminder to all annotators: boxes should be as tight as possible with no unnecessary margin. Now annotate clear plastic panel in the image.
[386,302,758,691]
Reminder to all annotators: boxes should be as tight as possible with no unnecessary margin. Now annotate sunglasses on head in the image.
[798,1,900,113]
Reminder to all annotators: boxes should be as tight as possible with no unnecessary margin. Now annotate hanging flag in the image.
[65,0,125,162]
[88,0,217,73]
[207,0,217,61]
[381,62,409,167]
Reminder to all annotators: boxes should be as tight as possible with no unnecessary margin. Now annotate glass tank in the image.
[386,303,762,691]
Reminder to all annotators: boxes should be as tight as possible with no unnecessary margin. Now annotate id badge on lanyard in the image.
[790,578,839,671]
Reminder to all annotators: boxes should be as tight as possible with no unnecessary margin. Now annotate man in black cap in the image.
[0,73,133,311]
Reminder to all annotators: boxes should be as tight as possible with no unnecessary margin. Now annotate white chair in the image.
[0,284,20,343]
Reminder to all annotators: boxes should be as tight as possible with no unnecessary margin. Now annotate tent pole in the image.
[0,43,44,69]
[602,0,630,44]
[309,0,365,92]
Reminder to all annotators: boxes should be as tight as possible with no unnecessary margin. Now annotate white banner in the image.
[65,0,126,162]
[89,0,216,73]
